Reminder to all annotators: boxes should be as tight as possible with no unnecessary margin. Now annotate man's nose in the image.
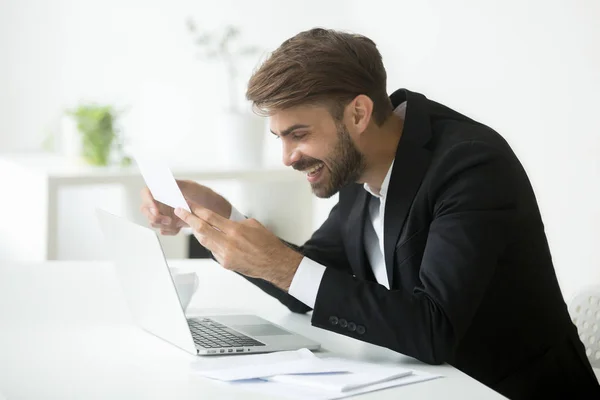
[282,141,301,167]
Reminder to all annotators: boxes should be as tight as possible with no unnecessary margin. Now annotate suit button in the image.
[356,325,366,335]
[348,322,356,332]
[339,319,348,328]
[329,316,339,326]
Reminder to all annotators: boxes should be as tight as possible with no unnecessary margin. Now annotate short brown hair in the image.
[246,28,392,126]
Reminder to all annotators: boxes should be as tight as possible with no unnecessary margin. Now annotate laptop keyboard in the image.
[187,318,266,349]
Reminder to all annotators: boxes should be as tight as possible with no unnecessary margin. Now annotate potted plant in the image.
[64,104,130,166]
[187,19,266,168]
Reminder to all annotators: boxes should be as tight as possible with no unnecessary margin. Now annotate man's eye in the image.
[292,132,307,140]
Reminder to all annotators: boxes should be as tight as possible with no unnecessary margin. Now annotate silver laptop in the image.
[96,209,320,356]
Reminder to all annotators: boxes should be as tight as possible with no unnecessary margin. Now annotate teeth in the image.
[305,163,323,175]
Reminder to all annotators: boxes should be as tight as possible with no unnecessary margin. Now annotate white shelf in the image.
[0,153,305,184]
[0,153,314,262]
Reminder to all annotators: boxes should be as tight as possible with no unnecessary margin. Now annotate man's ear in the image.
[345,94,373,136]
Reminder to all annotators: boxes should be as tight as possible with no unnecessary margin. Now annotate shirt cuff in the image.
[229,205,247,222]
[288,257,326,309]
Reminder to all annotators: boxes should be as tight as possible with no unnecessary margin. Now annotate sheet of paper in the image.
[268,357,412,392]
[232,371,442,400]
[191,348,348,381]
[268,369,412,393]
[134,155,190,212]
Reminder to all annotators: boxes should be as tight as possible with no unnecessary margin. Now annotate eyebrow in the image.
[270,124,310,137]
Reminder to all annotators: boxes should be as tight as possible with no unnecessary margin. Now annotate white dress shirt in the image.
[362,160,395,289]
[229,102,407,309]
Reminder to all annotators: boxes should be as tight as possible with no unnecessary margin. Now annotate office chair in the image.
[568,286,600,381]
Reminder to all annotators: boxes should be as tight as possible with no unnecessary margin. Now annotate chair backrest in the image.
[568,287,600,367]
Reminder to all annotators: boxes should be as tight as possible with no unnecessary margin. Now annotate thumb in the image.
[186,199,204,216]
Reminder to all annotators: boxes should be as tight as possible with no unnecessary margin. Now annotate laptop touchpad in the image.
[233,324,291,336]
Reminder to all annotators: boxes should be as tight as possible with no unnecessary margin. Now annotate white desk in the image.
[0,260,506,399]
[0,153,313,261]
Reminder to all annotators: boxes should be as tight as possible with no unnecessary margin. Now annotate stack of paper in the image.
[191,349,347,381]
[233,371,441,400]
[267,358,412,392]
[190,349,442,399]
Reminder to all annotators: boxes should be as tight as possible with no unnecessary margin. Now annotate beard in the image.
[293,123,366,198]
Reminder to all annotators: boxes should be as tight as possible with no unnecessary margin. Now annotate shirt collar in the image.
[363,101,406,199]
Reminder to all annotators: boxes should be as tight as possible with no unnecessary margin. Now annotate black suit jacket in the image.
[244,89,600,399]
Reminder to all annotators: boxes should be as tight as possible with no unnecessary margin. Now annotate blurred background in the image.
[0,0,598,300]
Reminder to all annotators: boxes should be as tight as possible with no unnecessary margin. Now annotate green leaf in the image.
[66,104,117,166]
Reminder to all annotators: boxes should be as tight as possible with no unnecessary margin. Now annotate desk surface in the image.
[0,260,506,399]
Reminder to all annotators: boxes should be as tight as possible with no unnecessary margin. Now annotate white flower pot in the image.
[60,115,83,162]
[220,112,267,169]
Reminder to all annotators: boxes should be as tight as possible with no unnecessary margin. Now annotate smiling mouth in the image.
[304,163,324,177]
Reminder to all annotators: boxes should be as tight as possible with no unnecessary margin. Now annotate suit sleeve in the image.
[237,203,352,314]
[310,141,518,364]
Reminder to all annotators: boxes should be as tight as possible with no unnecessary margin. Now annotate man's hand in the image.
[174,202,303,291]
[140,180,232,235]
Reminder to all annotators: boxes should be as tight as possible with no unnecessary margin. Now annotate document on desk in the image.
[134,154,190,212]
[267,357,413,392]
[191,348,348,381]
[234,371,442,400]
[191,348,443,399]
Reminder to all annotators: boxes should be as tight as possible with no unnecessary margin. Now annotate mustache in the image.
[292,158,323,171]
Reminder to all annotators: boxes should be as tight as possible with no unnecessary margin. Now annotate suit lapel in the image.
[384,90,433,287]
[344,189,375,281]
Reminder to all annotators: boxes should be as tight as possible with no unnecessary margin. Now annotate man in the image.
[141,28,599,398]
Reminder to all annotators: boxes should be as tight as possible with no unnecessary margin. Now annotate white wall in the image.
[351,0,600,298]
[0,0,349,258]
[0,0,360,162]
[1,0,598,298]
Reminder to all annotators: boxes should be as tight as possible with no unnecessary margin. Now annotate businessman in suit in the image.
[140,28,600,398]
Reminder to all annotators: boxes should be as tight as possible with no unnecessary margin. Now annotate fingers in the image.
[140,187,173,226]
[174,207,225,249]
[187,200,235,234]
[160,227,181,236]
[140,187,157,210]
[141,204,172,226]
